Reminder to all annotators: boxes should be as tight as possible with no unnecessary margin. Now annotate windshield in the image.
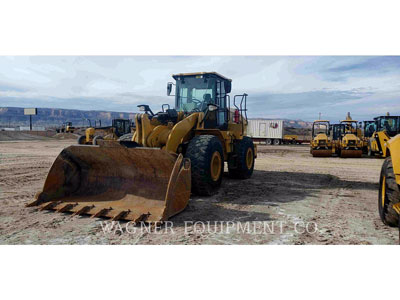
[176,77,215,112]
[364,121,376,138]
[340,121,357,134]
[313,122,329,137]
[377,117,400,135]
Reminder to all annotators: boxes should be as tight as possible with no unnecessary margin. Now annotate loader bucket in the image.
[27,144,191,222]
[311,149,332,157]
[340,149,362,158]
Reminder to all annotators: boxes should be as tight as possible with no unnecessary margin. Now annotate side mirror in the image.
[224,81,232,93]
[167,82,173,96]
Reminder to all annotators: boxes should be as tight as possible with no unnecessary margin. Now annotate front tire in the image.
[378,157,400,227]
[92,135,103,145]
[77,135,86,145]
[228,136,255,179]
[185,135,224,196]
[118,133,133,141]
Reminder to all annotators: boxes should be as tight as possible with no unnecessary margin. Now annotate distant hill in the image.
[0,107,136,128]
[0,107,313,129]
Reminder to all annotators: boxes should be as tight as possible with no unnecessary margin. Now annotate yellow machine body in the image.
[388,134,400,185]
[310,120,332,157]
[338,119,363,158]
[368,130,391,158]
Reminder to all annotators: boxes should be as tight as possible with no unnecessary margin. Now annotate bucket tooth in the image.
[111,210,130,221]
[71,205,95,217]
[91,208,112,219]
[40,201,60,211]
[57,203,77,213]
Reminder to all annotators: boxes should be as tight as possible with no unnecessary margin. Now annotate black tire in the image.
[77,135,86,145]
[273,139,281,145]
[378,157,400,227]
[92,135,103,145]
[266,139,272,145]
[185,135,224,196]
[228,136,255,179]
[368,141,373,157]
[118,133,133,141]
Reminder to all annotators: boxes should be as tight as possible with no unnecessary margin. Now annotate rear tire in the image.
[378,157,400,227]
[77,135,86,145]
[185,135,224,196]
[273,139,281,145]
[228,136,255,179]
[266,139,272,145]
[92,135,103,145]
[118,133,133,141]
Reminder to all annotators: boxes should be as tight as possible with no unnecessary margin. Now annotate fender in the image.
[388,134,400,185]
[165,113,199,153]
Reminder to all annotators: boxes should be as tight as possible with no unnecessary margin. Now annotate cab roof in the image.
[313,120,330,123]
[172,72,232,82]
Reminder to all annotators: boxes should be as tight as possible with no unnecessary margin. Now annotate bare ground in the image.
[0,139,398,245]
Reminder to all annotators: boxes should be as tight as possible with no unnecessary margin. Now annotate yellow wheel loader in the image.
[378,134,400,227]
[368,115,400,158]
[77,118,133,145]
[310,120,332,157]
[56,121,75,133]
[27,72,256,222]
[336,114,363,158]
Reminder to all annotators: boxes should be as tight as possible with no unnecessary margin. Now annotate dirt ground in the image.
[0,138,398,245]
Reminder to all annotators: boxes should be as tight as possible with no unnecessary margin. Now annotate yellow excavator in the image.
[336,113,363,158]
[368,114,400,158]
[378,134,400,228]
[27,72,256,222]
[310,120,332,157]
[77,118,134,145]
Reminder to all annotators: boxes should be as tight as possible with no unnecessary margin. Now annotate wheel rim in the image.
[210,151,222,181]
[381,175,386,208]
[246,148,253,169]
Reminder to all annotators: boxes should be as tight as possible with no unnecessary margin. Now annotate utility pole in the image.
[319,112,321,120]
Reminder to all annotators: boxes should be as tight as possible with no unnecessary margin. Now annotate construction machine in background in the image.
[360,120,376,154]
[56,121,75,133]
[368,114,400,158]
[335,113,363,158]
[77,118,133,145]
[378,134,400,228]
[27,72,256,222]
[310,120,332,157]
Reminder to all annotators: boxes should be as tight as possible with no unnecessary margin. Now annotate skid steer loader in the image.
[378,134,400,228]
[77,118,133,145]
[310,120,332,157]
[27,72,256,222]
[337,113,363,158]
[368,114,400,158]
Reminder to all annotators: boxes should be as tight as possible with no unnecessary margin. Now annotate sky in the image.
[0,56,399,122]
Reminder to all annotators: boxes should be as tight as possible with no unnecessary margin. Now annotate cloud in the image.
[0,56,399,121]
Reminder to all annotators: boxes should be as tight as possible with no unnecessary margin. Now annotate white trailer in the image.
[247,119,284,145]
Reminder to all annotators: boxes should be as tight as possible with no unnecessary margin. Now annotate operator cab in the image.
[374,116,400,137]
[363,120,376,138]
[112,118,131,137]
[312,120,330,138]
[169,72,232,129]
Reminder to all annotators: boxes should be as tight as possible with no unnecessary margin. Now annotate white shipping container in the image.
[247,119,284,139]
[19,126,46,131]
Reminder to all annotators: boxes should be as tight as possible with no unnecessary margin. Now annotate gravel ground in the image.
[0,139,398,245]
